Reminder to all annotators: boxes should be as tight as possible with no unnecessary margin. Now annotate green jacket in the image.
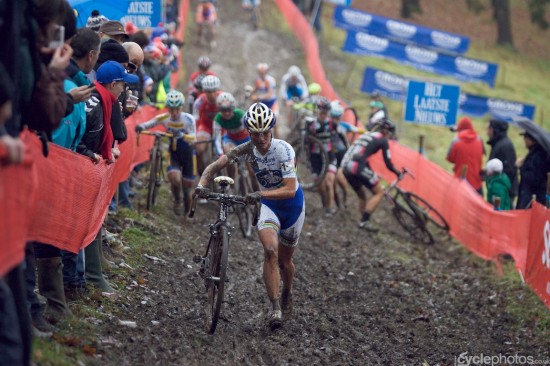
[486,173,511,210]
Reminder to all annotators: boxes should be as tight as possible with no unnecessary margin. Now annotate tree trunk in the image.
[401,0,422,18]
[493,0,514,46]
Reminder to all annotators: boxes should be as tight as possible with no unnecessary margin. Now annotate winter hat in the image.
[99,20,129,40]
[86,10,109,32]
[456,117,473,131]
[98,40,129,64]
[486,158,503,175]
[369,101,384,109]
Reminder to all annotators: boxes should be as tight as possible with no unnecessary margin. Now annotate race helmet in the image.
[316,96,331,112]
[330,101,344,117]
[242,102,276,133]
[201,75,221,92]
[216,92,236,110]
[308,82,321,95]
[193,74,206,90]
[197,56,212,70]
[166,90,185,108]
[257,63,269,72]
[373,117,396,134]
[288,65,301,77]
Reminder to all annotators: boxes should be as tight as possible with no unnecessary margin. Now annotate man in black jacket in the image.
[487,119,518,205]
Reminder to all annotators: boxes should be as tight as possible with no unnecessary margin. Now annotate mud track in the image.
[97,2,549,365]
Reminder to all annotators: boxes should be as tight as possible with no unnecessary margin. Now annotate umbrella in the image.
[513,118,550,155]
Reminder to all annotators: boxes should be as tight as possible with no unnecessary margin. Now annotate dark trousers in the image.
[1,264,31,366]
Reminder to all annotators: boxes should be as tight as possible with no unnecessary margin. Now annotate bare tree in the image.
[492,0,514,46]
[401,0,422,18]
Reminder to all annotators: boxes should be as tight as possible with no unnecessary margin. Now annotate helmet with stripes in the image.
[242,102,276,133]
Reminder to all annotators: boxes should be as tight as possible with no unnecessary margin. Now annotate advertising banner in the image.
[334,5,469,54]
[361,67,535,122]
[70,0,162,29]
[344,30,498,87]
[404,80,460,126]
[325,0,353,5]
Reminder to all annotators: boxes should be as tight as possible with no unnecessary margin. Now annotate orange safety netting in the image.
[275,0,550,309]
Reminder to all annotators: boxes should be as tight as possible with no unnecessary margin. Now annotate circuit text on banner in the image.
[404,80,460,126]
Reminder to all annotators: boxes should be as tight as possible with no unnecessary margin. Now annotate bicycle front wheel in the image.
[405,192,450,240]
[205,224,229,334]
[391,192,434,244]
[146,146,160,210]
[290,135,329,191]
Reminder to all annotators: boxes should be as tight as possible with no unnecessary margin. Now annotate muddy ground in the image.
[90,2,549,365]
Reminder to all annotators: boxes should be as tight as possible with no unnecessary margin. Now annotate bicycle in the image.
[384,168,450,244]
[137,130,174,210]
[233,158,257,238]
[189,176,259,334]
[287,115,329,191]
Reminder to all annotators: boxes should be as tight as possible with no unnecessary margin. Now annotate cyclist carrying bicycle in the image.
[193,75,222,175]
[308,97,338,215]
[195,103,305,330]
[135,90,197,215]
[341,118,402,232]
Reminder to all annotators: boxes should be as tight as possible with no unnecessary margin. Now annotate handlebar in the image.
[386,167,415,191]
[188,191,260,219]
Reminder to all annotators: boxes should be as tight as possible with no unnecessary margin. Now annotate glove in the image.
[244,191,262,205]
[194,186,210,198]
[135,125,144,133]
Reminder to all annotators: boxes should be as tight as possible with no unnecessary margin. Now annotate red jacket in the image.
[447,123,484,190]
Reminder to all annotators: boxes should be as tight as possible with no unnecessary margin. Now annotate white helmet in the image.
[288,65,301,77]
[166,90,185,108]
[242,103,276,133]
[201,75,221,92]
[216,92,236,110]
[257,63,269,72]
[330,101,344,117]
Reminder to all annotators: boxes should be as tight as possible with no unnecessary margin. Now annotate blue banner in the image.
[361,67,536,122]
[334,6,469,54]
[325,0,353,5]
[70,0,162,29]
[404,81,460,126]
[344,30,498,87]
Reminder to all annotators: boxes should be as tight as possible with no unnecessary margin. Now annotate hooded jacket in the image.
[487,119,518,198]
[447,118,484,190]
[487,173,511,210]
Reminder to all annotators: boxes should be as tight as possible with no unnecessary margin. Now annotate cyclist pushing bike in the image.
[135,90,197,215]
[341,118,402,232]
[196,0,218,48]
[195,103,305,330]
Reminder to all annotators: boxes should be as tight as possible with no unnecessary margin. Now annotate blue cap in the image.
[96,61,139,85]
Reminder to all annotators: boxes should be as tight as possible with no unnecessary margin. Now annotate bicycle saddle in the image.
[214,176,235,186]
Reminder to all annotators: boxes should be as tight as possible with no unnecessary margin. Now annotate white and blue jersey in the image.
[228,138,305,246]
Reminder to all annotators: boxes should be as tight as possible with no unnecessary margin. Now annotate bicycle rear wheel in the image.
[205,224,229,334]
[391,192,434,244]
[289,135,328,191]
[146,146,161,210]
[405,192,450,240]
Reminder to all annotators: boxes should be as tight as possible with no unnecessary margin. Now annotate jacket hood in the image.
[487,119,508,146]
[458,128,478,142]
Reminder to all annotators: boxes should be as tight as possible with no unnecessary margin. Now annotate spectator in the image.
[516,131,550,209]
[486,158,511,210]
[447,117,485,194]
[486,119,518,204]
[98,20,129,44]
[86,9,109,32]
[77,61,138,292]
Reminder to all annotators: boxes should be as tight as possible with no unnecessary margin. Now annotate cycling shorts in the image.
[168,140,195,179]
[286,85,304,100]
[257,186,305,247]
[311,151,337,175]
[222,134,250,148]
[342,161,379,191]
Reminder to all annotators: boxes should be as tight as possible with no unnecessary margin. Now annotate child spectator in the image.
[486,158,511,210]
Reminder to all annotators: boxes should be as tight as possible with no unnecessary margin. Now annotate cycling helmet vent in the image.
[216,92,236,109]
[243,102,276,133]
[166,90,185,108]
[201,75,221,92]
[316,97,331,112]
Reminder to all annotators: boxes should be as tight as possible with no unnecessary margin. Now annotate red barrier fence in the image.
[0,108,157,276]
[274,0,550,309]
